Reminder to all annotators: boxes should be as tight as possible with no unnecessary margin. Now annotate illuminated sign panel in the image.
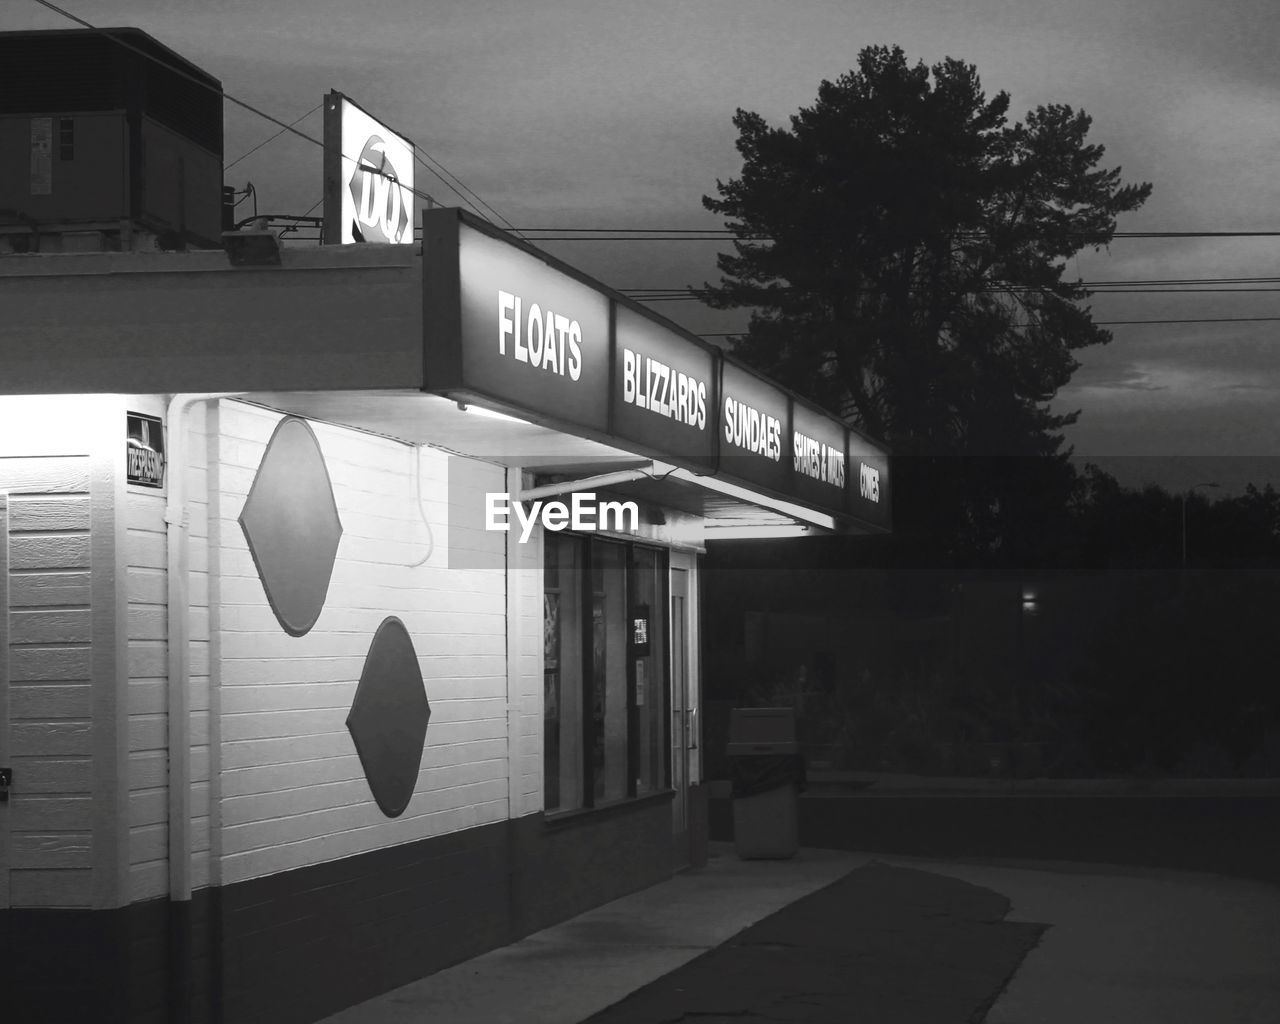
[719,359,790,495]
[323,92,415,245]
[847,433,892,529]
[422,208,890,532]
[613,304,716,469]
[791,401,848,510]
[456,221,610,431]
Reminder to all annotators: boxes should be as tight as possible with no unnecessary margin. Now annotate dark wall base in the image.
[3,905,133,1024]
[220,820,513,1024]
[510,794,674,937]
[6,801,677,1024]
[687,783,710,868]
[1,892,216,1024]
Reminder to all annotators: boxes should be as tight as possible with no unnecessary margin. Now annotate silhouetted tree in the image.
[701,45,1152,562]
[1213,483,1280,567]
[1069,468,1280,569]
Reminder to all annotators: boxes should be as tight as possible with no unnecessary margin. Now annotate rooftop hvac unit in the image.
[0,27,224,251]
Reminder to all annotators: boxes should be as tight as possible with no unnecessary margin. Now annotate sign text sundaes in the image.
[622,348,707,429]
[498,290,583,379]
[793,430,846,489]
[723,396,782,461]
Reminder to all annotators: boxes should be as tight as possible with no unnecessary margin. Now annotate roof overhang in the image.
[0,208,893,539]
[419,208,892,537]
[238,390,846,542]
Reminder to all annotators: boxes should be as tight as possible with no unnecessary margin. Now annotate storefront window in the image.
[543,534,583,812]
[592,540,629,803]
[630,546,667,795]
[543,532,668,812]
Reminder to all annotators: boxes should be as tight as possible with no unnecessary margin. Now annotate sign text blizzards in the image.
[622,348,707,428]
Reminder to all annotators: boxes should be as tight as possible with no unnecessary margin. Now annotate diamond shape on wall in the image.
[347,617,431,818]
[239,416,343,637]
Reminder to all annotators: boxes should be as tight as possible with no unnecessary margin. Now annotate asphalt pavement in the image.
[581,857,1044,1023]
[320,837,1280,1024]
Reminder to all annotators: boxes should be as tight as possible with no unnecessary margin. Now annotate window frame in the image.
[543,531,671,817]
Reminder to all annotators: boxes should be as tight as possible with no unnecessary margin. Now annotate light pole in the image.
[1180,481,1220,569]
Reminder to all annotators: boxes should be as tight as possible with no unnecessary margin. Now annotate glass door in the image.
[543,535,669,812]
[670,566,690,861]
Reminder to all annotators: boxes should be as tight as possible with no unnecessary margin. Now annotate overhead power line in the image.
[29,0,520,232]
[410,150,522,237]
[694,315,1280,337]
[1091,316,1280,326]
[224,102,322,171]
[633,289,1280,301]
[627,276,1280,290]
[515,228,1280,241]
[21,3,1278,253]
[620,274,1280,301]
[31,1,328,150]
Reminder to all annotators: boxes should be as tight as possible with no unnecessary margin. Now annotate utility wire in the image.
[225,103,322,171]
[515,229,1280,241]
[410,150,522,238]
[30,1,327,149]
[29,0,525,230]
[694,315,1280,337]
[30,0,422,198]
[270,197,326,240]
[627,276,1280,289]
[1092,316,1280,326]
[625,290,1280,301]
[620,275,1280,300]
[22,3,1277,251]
[1080,288,1280,294]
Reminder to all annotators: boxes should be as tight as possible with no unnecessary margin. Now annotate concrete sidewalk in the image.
[319,843,1280,1024]
[318,844,867,1024]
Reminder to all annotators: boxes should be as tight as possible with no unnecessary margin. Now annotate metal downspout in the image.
[164,392,242,1021]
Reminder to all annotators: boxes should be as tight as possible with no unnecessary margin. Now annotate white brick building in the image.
[0,212,889,1023]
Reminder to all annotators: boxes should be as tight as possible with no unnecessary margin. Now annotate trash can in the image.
[727,707,805,859]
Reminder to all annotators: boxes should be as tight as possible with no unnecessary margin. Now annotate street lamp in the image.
[1180,482,1220,569]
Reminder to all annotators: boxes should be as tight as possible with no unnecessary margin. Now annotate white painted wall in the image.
[124,395,217,902]
[210,401,516,885]
[124,395,170,902]
[0,395,121,908]
[0,392,702,908]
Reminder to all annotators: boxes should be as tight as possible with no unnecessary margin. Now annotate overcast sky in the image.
[14,0,1280,493]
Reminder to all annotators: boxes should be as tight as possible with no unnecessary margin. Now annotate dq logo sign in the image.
[348,136,411,244]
